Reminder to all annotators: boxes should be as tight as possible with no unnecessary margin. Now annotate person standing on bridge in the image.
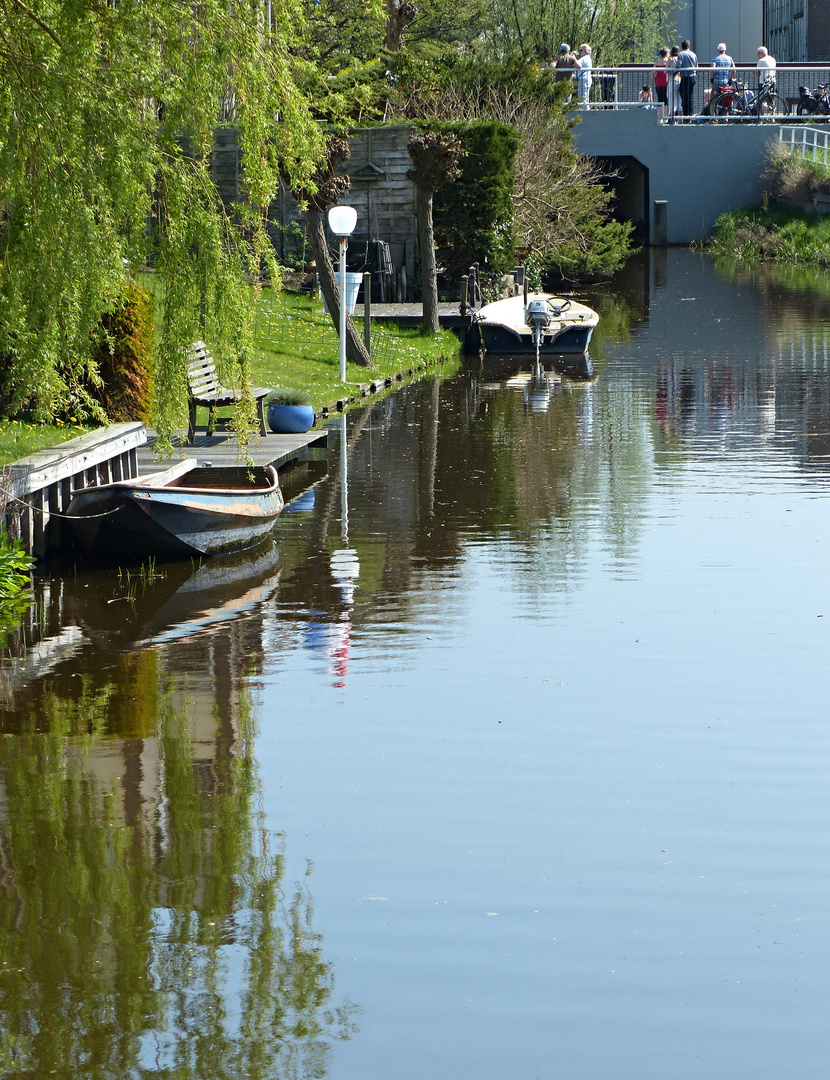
[676,39,698,115]
[757,46,776,87]
[652,47,670,110]
[710,43,735,91]
[575,43,593,108]
[666,45,682,117]
[552,43,577,82]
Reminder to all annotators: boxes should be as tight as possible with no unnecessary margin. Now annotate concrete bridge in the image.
[572,107,788,245]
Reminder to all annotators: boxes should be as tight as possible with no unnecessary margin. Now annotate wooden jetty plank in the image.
[368,302,472,331]
[3,422,327,557]
[5,422,148,556]
[137,427,328,475]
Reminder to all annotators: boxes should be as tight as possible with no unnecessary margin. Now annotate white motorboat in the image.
[473,292,599,356]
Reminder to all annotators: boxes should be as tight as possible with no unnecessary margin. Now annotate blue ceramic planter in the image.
[267,404,315,434]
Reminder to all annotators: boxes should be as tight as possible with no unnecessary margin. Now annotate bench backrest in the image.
[186,341,221,398]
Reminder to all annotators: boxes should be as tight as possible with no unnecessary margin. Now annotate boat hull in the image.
[473,293,598,356]
[477,321,594,355]
[67,465,284,562]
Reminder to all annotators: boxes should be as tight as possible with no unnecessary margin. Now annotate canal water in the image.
[3,249,830,1079]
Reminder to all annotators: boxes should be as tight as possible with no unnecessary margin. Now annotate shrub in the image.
[90,280,155,422]
[433,120,521,282]
[264,386,313,406]
[0,529,34,646]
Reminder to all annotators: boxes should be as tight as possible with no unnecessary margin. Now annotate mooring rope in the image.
[0,487,122,519]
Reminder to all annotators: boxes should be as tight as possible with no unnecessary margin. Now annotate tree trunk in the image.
[385,0,417,54]
[306,207,374,369]
[416,188,439,333]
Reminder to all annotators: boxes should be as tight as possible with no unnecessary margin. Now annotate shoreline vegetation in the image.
[709,143,830,266]
[0,289,461,467]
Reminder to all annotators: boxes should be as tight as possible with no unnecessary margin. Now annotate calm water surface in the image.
[4,250,830,1079]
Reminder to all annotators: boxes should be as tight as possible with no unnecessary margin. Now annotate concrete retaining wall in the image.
[572,109,781,243]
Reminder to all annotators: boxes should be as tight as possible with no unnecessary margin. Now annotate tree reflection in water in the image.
[0,675,357,1078]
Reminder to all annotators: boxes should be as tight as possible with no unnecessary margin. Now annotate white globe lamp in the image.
[328,205,358,382]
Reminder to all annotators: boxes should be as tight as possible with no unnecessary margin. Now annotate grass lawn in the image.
[200,287,462,432]
[251,288,460,402]
[0,288,462,466]
[0,421,93,469]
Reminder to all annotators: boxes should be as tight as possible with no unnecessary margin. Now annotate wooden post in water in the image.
[363,271,371,356]
[460,275,469,316]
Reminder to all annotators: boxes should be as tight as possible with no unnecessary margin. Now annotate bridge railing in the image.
[779,124,830,165]
[573,65,830,120]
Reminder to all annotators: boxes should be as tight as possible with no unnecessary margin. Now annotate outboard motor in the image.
[525,299,552,349]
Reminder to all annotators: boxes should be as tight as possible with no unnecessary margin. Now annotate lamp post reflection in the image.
[328,414,360,686]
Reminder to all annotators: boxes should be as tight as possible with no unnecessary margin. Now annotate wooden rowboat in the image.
[66,460,284,562]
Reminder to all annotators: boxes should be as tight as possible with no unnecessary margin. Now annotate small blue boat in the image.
[66,460,284,561]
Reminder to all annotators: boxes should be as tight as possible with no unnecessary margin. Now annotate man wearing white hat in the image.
[710,43,735,90]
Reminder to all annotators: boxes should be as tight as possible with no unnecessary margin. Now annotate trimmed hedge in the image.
[432,120,521,282]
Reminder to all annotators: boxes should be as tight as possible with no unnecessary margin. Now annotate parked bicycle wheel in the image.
[715,94,747,118]
[759,92,789,116]
[797,95,830,116]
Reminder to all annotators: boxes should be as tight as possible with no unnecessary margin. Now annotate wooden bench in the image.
[186,341,270,444]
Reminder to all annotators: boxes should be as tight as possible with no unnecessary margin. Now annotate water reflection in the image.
[0,541,357,1076]
[0,683,356,1077]
[5,251,830,1078]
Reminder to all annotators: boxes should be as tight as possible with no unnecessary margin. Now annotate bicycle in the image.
[797,84,830,116]
[745,79,790,117]
[702,81,747,119]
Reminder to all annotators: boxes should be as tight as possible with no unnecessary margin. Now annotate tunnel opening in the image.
[591,155,650,243]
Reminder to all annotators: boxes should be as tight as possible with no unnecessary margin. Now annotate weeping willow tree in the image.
[0,0,325,448]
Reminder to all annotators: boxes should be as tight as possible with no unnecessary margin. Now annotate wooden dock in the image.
[3,423,328,558]
[368,302,473,334]
[137,426,328,473]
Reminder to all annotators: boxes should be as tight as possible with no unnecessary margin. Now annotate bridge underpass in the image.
[595,156,650,243]
[572,109,783,244]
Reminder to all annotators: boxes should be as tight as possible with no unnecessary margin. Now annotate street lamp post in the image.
[327,204,358,383]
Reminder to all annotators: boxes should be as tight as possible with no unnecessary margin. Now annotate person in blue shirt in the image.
[676,39,698,115]
[710,43,735,89]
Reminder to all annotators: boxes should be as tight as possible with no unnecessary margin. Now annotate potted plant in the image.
[265,387,315,434]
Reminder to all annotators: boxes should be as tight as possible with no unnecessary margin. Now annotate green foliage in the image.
[0,422,91,467]
[392,56,633,283]
[546,199,634,282]
[475,0,674,66]
[709,140,830,267]
[264,387,314,406]
[90,280,155,423]
[709,205,830,268]
[0,532,33,600]
[763,140,830,204]
[0,531,34,646]
[433,120,521,280]
[0,0,325,451]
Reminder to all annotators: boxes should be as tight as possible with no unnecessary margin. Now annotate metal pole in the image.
[339,236,348,383]
[363,271,371,356]
[340,413,348,545]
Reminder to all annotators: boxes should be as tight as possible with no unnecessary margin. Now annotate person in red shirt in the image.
[652,48,670,109]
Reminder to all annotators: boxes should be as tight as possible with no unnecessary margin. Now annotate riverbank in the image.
[0,290,462,466]
[709,202,830,267]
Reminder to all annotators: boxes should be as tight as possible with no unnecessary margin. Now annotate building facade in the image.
[765,0,830,61]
